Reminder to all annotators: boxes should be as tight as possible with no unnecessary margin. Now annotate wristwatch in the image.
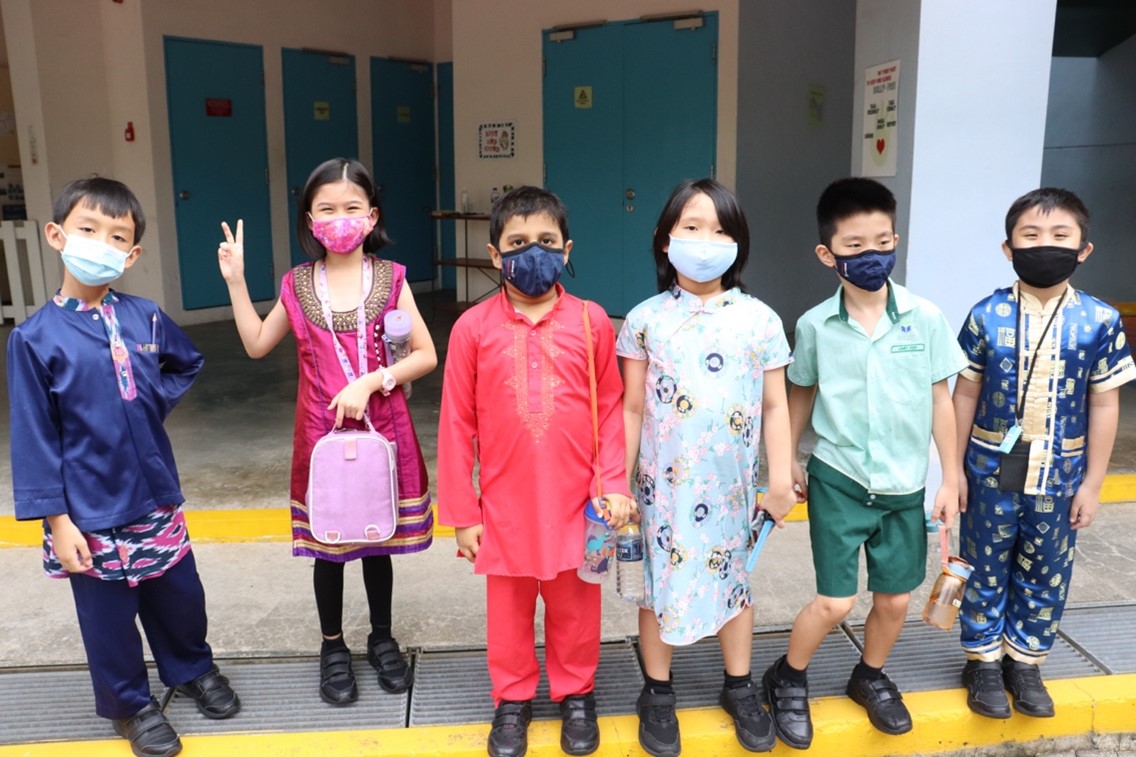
[378,367,397,396]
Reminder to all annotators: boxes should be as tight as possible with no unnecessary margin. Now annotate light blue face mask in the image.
[667,235,738,283]
[59,231,131,286]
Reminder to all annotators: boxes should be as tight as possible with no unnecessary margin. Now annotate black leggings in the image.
[312,555,393,639]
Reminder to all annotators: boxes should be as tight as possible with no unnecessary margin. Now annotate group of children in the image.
[8,160,1132,757]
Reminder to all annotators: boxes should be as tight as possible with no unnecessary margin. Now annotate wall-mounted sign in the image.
[861,59,900,177]
[314,101,330,121]
[397,105,412,124]
[479,121,515,159]
[205,98,233,118]
[574,86,593,109]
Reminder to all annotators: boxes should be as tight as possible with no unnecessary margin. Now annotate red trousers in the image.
[486,569,601,705]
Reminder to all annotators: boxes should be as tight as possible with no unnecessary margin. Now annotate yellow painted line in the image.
[1,674,1133,757]
[4,475,1134,548]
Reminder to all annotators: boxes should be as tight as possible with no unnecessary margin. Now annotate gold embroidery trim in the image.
[293,258,393,331]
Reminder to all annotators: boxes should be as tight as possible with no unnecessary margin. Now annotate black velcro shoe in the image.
[112,698,182,757]
[962,660,1012,719]
[719,680,775,752]
[636,687,680,757]
[846,673,912,735]
[1002,657,1055,717]
[762,658,812,749]
[559,692,600,755]
[175,664,241,720]
[319,644,358,705]
[367,634,413,693]
[488,699,532,757]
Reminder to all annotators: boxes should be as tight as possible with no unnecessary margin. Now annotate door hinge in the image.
[265,167,270,185]
[711,42,717,66]
[543,163,547,185]
[710,163,716,179]
[542,57,547,78]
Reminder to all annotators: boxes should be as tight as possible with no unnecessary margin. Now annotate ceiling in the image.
[1053,0,1136,56]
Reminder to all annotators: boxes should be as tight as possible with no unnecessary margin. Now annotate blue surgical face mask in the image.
[832,248,896,292]
[59,230,132,286]
[499,242,565,296]
[667,235,738,283]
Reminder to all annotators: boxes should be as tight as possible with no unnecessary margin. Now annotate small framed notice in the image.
[479,122,515,159]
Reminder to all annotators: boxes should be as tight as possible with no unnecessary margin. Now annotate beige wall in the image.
[450,0,739,301]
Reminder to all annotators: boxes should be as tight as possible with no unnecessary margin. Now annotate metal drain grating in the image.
[1057,604,1136,674]
[845,618,1104,694]
[0,657,409,746]
[408,641,643,727]
[669,629,861,706]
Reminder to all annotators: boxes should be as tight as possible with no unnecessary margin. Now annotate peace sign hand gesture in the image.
[218,220,245,283]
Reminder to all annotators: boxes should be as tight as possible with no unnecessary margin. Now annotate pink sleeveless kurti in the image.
[280,257,432,560]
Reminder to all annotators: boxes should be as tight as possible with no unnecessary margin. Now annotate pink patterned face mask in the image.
[308,214,373,255]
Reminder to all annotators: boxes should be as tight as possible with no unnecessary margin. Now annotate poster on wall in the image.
[479,122,515,159]
[861,59,900,177]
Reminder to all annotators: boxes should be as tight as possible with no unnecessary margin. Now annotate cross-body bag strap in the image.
[582,300,603,503]
[316,258,376,432]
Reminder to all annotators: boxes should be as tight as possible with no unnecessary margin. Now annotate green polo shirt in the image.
[788,281,966,495]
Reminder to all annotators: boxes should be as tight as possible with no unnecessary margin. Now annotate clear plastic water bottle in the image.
[382,309,413,399]
[490,187,501,205]
[578,498,615,584]
[616,523,645,603]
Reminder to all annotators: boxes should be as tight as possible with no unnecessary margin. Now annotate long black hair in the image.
[296,158,392,259]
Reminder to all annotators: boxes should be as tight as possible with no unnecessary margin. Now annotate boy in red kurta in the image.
[438,187,634,757]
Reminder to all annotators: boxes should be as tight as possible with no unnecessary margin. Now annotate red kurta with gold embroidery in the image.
[438,286,630,580]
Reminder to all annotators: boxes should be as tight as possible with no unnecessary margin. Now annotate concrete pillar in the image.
[854,0,1057,328]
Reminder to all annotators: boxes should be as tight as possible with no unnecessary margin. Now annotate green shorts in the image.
[806,457,927,597]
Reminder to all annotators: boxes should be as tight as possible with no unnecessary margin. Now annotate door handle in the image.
[625,188,636,200]
[626,203,635,213]
[178,190,191,200]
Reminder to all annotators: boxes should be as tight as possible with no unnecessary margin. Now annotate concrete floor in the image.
[2,291,1135,668]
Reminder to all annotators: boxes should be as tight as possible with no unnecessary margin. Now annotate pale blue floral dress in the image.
[617,286,791,645]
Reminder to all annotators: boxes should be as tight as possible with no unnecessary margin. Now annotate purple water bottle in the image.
[382,309,413,399]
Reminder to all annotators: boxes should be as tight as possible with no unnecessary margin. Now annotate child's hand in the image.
[791,460,808,503]
[327,377,374,428]
[1069,485,1101,530]
[455,525,483,562]
[46,514,92,573]
[760,484,796,527]
[218,220,245,283]
[931,484,959,529]
[603,494,637,529]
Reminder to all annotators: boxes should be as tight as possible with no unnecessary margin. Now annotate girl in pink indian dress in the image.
[217,158,436,705]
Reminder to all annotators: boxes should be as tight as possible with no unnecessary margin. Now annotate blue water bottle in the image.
[578,498,615,584]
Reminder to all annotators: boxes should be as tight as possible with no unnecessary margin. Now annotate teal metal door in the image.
[437,62,456,289]
[165,37,274,309]
[282,49,358,266]
[372,58,436,283]
[543,15,718,315]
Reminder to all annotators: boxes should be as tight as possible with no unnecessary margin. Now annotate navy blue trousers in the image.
[69,549,214,719]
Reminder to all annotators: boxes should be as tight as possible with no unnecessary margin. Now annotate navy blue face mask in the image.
[500,243,565,296]
[833,248,896,292]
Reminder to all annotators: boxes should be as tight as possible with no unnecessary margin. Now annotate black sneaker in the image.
[762,657,812,749]
[961,660,1011,719]
[559,692,600,755]
[319,643,358,705]
[488,699,532,757]
[1002,657,1055,717]
[719,680,775,752]
[636,686,681,757]
[845,672,912,735]
[112,698,182,757]
[175,664,241,719]
[367,634,413,693]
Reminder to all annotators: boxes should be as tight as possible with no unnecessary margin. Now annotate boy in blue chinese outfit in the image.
[7,178,239,757]
[954,188,1135,719]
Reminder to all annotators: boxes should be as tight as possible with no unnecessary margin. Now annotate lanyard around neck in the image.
[1014,287,1067,423]
[316,258,372,387]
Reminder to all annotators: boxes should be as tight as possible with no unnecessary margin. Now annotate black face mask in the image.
[1009,244,1084,288]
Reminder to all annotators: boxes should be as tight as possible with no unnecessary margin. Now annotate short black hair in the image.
[1005,187,1090,243]
[816,177,896,249]
[52,176,146,244]
[652,178,750,293]
[489,186,570,250]
[297,158,391,260]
